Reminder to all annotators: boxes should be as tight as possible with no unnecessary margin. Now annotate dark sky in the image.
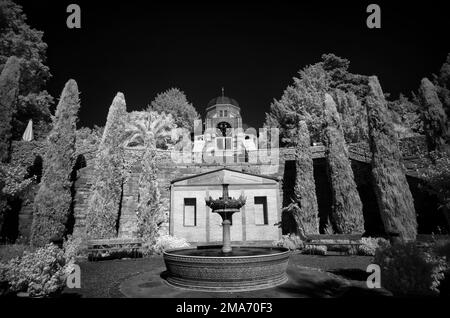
[16,0,450,129]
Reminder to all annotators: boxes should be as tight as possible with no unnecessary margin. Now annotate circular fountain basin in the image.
[163,246,290,292]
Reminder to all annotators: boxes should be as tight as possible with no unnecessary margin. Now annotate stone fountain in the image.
[163,182,290,292]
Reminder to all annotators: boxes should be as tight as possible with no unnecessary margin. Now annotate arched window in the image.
[217,121,231,137]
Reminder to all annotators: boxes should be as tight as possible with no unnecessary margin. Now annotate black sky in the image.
[16,0,450,129]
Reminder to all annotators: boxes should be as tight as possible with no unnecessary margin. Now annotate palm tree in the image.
[124,111,178,149]
[121,111,178,243]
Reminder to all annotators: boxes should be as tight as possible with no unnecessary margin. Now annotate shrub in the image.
[273,234,304,250]
[0,162,35,233]
[63,235,86,261]
[0,244,69,297]
[151,235,191,255]
[302,245,327,255]
[357,237,390,256]
[374,242,447,296]
[432,240,450,296]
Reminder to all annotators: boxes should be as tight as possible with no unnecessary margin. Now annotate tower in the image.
[204,90,242,151]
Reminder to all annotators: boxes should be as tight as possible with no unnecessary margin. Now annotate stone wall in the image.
[9,136,430,240]
[72,148,290,238]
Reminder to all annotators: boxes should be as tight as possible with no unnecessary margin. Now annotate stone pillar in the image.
[366,76,417,241]
[222,219,232,253]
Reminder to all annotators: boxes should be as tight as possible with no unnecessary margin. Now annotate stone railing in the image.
[11,135,427,170]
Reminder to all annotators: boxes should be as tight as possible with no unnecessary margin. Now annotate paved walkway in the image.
[62,254,390,298]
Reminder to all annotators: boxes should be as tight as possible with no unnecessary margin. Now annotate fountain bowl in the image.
[163,246,290,292]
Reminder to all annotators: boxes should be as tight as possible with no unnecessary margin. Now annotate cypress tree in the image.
[293,120,319,234]
[31,79,80,246]
[136,142,163,250]
[0,56,21,162]
[366,76,417,241]
[85,93,127,239]
[323,93,364,234]
[419,77,449,153]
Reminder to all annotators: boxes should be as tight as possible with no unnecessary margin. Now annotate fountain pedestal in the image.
[216,208,238,254]
[222,220,232,253]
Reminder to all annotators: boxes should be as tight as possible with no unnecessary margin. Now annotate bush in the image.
[433,239,450,296]
[357,237,390,256]
[0,244,70,297]
[273,234,304,250]
[302,245,327,255]
[63,235,86,261]
[151,235,191,255]
[374,242,448,296]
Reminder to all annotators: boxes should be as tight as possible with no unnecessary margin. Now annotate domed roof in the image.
[207,96,239,108]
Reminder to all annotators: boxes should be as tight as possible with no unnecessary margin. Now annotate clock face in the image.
[217,121,232,136]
